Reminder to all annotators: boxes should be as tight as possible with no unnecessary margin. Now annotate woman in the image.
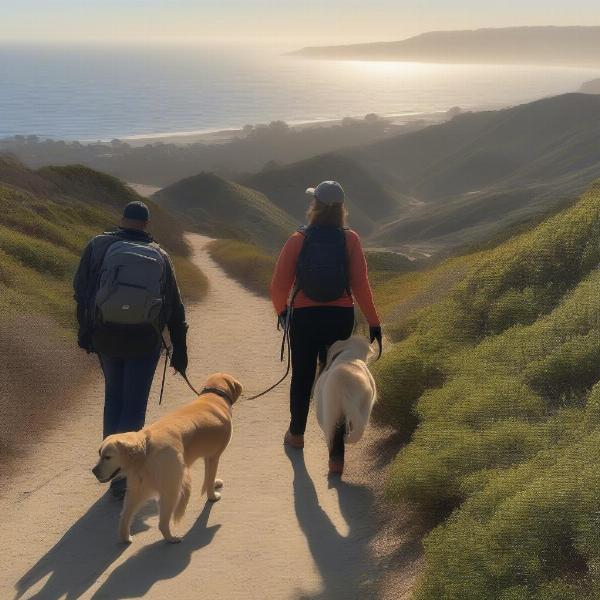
[270,180,382,475]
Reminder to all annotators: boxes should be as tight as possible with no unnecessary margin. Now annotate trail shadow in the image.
[285,447,378,600]
[14,493,155,600]
[90,502,219,599]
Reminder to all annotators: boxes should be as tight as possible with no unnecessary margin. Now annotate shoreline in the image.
[79,110,453,147]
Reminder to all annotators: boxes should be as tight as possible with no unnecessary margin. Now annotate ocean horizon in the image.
[1,41,599,141]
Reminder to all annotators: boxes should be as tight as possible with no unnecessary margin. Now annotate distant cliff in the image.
[291,26,600,67]
[581,79,600,94]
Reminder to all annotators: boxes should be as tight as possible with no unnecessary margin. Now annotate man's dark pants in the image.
[99,349,161,439]
[99,348,161,494]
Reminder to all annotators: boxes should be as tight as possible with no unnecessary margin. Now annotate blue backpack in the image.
[295,225,351,303]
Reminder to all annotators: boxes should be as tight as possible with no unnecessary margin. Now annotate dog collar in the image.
[201,387,234,405]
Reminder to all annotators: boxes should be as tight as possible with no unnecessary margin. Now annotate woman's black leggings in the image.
[289,306,355,449]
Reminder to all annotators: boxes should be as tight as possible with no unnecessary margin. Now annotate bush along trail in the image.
[374,182,600,599]
[1,234,413,600]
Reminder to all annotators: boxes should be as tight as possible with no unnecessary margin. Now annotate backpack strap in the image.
[340,227,352,297]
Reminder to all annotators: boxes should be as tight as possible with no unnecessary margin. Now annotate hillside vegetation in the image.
[349,94,600,251]
[374,182,600,598]
[208,236,416,307]
[154,173,297,249]
[0,158,206,328]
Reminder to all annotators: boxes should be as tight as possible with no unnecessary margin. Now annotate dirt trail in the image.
[0,234,414,600]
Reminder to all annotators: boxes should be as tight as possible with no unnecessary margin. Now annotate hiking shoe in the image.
[284,430,304,449]
[328,459,344,476]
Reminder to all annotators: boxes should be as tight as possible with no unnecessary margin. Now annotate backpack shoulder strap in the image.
[90,233,120,272]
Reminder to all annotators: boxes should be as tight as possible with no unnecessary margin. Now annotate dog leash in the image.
[241,308,293,402]
[159,334,202,404]
[158,310,293,405]
[159,306,380,405]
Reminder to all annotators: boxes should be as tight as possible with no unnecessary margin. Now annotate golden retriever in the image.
[92,372,242,544]
[314,336,376,451]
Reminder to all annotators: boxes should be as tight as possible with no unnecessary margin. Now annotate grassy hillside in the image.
[0,156,208,469]
[154,172,297,249]
[349,94,600,250]
[207,239,275,297]
[374,181,600,598]
[239,153,403,236]
[0,157,207,329]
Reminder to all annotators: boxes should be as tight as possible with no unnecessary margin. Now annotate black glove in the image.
[369,326,383,358]
[170,345,188,376]
[77,329,93,353]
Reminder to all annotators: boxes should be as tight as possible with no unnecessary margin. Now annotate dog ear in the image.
[233,378,243,401]
[115,432,147,467]
[229,376,243,402]
[221,374,243,402]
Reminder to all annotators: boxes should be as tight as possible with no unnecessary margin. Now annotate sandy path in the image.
[1,234,391,600]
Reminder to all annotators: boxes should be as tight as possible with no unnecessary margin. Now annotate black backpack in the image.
[295,225,351,303]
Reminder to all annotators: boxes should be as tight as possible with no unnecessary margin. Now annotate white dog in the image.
[315,335,377,452]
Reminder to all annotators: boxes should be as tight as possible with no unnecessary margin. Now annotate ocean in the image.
[1,42,599,141]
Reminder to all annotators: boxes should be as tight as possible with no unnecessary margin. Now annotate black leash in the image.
[157,305,379,406]
[159,333,202,404]
[181,372,201,396]
[159,344,169,405]
[241,310,292,402]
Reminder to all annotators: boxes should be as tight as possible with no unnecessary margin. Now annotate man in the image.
[74,200,188,498]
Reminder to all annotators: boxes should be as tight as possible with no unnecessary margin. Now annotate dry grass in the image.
[207,239,275,297]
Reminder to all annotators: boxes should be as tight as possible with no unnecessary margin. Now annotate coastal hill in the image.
[239,153,404,236]
[345,93,600,249]
[291,26,600,67]
[581,78,600,94]
[153,173,297,249]
[152,93,600,254]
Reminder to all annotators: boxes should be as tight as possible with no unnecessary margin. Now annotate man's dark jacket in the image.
[73,227,188,358]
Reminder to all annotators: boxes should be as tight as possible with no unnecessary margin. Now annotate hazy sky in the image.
[1,0,599,44]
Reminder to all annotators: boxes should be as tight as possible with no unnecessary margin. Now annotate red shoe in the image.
[284,430,304,449]
[328,459,344,476]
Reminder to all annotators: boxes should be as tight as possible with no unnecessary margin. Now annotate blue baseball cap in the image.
[123,201,150,222]
[305,180,345,205]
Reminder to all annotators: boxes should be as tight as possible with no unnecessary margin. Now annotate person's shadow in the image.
[285,447,379,600]
[90,502,219,599]
[14,494,153,600]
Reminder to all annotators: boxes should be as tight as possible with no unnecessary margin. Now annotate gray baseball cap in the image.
[305,180,345,205]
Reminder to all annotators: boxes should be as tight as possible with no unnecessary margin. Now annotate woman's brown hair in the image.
[307,198,348,228]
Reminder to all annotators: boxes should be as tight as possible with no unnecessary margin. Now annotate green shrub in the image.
[376,183,600,596]
[0,225,78,278]
[372,344,443,431]
[0,165,207,331]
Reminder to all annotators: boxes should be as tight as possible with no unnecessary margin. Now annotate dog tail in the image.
[174,468,192,523]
